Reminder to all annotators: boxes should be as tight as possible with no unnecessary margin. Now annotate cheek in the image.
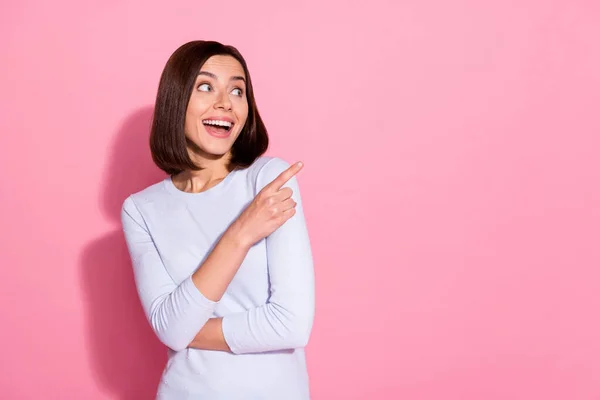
[185,98,210,128]
[187,95,211,117]
[237,101,249,123]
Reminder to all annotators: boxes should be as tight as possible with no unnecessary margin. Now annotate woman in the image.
[121,40,315,399]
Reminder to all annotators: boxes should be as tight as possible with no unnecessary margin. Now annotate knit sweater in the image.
[121,156,315,399]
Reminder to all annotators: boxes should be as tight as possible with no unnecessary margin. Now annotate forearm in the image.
[184,224,253,352]
[191,223,251,302]
[150,224,250,351]
[188,317,231,352]
[188,301,314,354]
[221,300,314,354]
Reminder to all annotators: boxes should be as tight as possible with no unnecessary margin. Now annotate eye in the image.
[231,88,243,97]
[197,83,212,92]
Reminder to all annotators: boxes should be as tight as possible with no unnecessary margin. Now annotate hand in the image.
[230,161,303,248]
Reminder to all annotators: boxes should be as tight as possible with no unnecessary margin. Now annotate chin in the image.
[198,139,235,157]
[187,132,239,158]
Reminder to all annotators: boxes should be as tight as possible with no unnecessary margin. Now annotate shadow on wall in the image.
[79,106,168,400]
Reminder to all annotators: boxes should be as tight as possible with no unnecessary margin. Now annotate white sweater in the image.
[121,156,315,399]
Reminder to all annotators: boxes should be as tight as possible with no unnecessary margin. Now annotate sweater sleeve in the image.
[121,196,218,352]
[221,157,316,354]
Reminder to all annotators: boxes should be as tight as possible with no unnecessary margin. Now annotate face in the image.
[184,55,249,161]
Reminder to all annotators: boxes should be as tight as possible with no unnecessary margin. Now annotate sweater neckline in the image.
[163,168,239,200]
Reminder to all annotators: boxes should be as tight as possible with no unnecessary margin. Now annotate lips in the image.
[203,122,232,138]
[202,117,235,138]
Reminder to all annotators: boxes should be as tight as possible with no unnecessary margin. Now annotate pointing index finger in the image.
[266,161,303,192]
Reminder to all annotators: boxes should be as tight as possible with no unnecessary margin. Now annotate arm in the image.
[188,317,230,352]
[121,197,251,352]
[190,158,315,354]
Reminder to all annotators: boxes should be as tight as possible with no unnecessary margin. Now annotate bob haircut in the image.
[150,40,269,175]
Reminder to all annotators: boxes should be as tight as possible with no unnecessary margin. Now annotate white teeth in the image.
[203,120,233,128]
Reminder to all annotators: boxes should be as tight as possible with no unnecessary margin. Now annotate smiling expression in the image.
[184,55,249,159]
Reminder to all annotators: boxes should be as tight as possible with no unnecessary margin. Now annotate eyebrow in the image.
[197,71,246,84]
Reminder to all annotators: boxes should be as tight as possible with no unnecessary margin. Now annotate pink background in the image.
[1,0,599,399]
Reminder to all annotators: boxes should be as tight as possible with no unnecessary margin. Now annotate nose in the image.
[214,90,232,111]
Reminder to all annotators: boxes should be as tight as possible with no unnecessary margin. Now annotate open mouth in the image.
[202,119,234,134]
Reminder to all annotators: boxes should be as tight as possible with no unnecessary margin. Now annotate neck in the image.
[173,150,233,194]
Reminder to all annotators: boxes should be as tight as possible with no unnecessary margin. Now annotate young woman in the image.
[121,40,315,399]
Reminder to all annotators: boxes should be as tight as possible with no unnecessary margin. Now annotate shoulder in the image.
[251,156,299,193]
[250,155,292,177]
[121,178,170,223]
[240,155,287,191]
[246,155,287,176]
[258,156,291,174]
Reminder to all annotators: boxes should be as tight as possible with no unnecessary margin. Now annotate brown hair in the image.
[150,40,269,175]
